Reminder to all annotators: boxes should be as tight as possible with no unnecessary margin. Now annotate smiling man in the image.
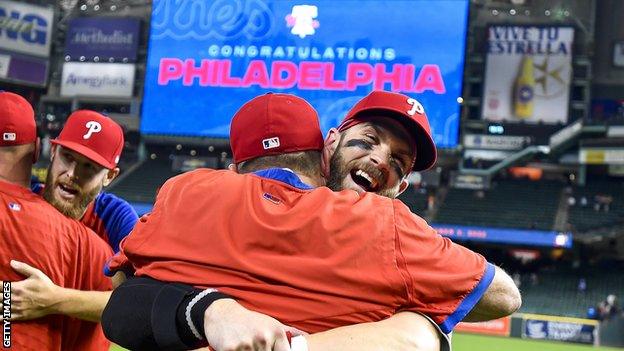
[324,92,433,198]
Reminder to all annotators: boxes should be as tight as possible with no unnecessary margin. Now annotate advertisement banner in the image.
[140,0,469,147]
[450,172,490,190]
[433,224,572,248]
[456,316,511,336]
[0,53,8,77]
[463,134,528,150]
[523,318,596,345]
[0,51,48,86]
[482,25,574,124]
[65,17,140,62]
[0,0,54,57]
[61,62,135,97]
[580,148,624,165]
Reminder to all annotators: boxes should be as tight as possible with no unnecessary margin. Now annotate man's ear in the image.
[49,144,57,161]
[32,137,41,164]
[103,167,120,187]
[321,128,340,179]
[228,163,239,173]
[396,178,409,197]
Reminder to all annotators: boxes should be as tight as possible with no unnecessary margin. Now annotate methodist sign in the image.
[141,0,469,147]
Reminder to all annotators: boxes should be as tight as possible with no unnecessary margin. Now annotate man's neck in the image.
[296,172,325,188]
[0,161,30,188]
[0,173,30,188]
[0,147,34,188]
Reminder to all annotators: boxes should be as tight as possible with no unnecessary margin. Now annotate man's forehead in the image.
[57,145,103,168]
[346,116,415,154]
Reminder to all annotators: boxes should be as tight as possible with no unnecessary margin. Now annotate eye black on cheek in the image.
[345,139,372,150]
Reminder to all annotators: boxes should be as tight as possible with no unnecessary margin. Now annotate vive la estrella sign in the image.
[482,25,574,124]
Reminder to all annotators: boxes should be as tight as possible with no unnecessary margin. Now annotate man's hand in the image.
[4,260,62,320]
[204,298,306,351]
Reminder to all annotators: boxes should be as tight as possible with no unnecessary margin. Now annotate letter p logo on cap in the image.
[83,121,102,139]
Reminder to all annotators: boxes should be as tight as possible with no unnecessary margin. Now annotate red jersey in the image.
[114,168,493,333]
[31,183,138,253]
[0,179,113,350]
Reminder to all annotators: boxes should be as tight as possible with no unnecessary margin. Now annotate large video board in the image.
[141,0,469,148]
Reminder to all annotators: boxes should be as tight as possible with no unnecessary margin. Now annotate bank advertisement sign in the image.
[65,17,140,62]
[140,0,469,147]
[61,62,135,97]
[482,25,574,124]
[0,0,54,57]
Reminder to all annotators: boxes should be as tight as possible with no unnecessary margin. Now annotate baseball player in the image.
[103,92,520,350]
[0,92,113,350]
[5,111,137,328]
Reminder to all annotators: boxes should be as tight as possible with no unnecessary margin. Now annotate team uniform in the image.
[109,168,494,334]
[32,183,138,253]
[0,179,113,351]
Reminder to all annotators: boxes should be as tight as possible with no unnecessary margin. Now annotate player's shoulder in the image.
[308,187,395,208]
[95,191,133,210]
[94,191,138,219]
[167,168,227,185]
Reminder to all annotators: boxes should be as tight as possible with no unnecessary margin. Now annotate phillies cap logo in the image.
[83,121,102,139]
[406,98,425,116]
[262,137,280,150]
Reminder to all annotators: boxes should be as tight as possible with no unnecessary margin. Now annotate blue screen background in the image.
[140,0,468,148]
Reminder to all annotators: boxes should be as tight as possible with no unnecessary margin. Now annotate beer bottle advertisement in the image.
[482,25,574,124]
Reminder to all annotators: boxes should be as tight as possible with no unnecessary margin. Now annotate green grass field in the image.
[453,333,622,351]
[110,333,624,350]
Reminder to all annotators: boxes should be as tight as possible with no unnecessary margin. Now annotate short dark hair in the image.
[237,151,321,178]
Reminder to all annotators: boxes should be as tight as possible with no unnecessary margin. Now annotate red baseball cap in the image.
[0,91,36,146]
[337,90,437,171]
[51,110,124,169]
[230,93,324,163]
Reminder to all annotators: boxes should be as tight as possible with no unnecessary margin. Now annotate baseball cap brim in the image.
[344,108,437,171]
[51,139,116,169]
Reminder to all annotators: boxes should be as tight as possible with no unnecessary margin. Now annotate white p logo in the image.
[406,98,425,116]
[83,121,102,139]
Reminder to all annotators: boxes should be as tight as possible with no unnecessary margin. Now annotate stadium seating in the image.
[397,188,429,217]
[109,157,180,203]
[519,269,624,318]
[567,179,624,232]
[434,180,563,230]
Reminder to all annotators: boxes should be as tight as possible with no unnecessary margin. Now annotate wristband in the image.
[290,335,308,351]
[185,288,220,340]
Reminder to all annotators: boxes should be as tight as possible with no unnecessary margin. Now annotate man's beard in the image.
[42,171,101,219]
[326,144,399,199]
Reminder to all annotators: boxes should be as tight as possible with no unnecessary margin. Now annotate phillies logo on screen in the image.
[285,5,319,38]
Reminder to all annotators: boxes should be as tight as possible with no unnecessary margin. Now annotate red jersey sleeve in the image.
[392,201,495,333]
[104,246,132,277]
